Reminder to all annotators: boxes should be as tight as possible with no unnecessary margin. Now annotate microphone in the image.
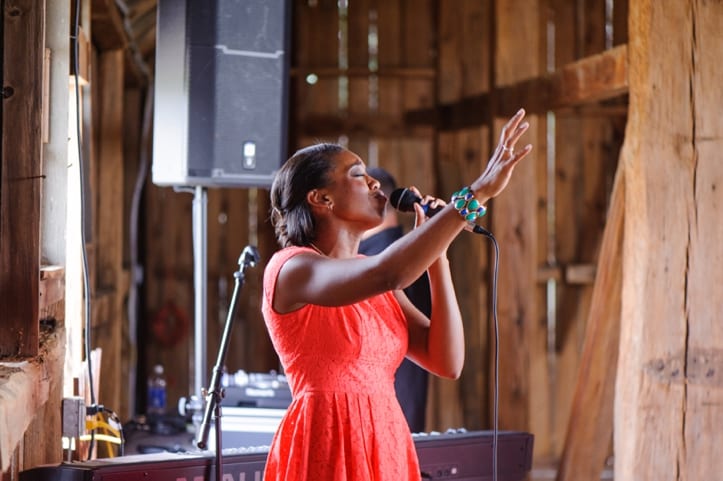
[236,245,261,278]
[389,187,444,217]
[389,187,492,237]
[239,245,260,268]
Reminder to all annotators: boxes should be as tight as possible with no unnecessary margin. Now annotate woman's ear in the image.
[307,189,332,212]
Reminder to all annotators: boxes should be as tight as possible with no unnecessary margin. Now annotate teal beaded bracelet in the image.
[450,186,487,222]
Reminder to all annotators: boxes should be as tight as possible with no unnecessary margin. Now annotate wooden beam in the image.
[297,113,435,139]
[127,0,156,20]
[1,0,45,357]
[406,44,628,130]
[136,23,157,59]
[616,1,723,480]
[555,105,628,118]
[537,264,562,283]
[564,264,596,285]
[21,327,65,471]
[556,166,624,481]
[545,44,627,110]
[290,67,436,79]
[39,267,65,306]
[536,263,596,285]
[91,0,127,50]
[91,0,149,86]
[0,327,64,472]
[72,27,91,85]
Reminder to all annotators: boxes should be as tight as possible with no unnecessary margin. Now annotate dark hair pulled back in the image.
[270,143,344,247]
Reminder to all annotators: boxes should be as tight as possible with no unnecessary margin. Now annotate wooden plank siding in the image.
[345,0,372,160]
[121,88,143,418]
[375,0,436,197]
[206,187,256,372]
[556,0,626,469]
[142,183,195,408]
[549,4,586,464]
[247,187,279,373]
[491,0,542,445]
[370,0,436,364]
[293,0,340,124]
[539,0,625,466]
[142,161,273,410]
[431,0,493,433]
[428,2,629,470]
[92,49,126,417]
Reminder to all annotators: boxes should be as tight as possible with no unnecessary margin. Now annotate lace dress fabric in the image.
[261,246,421,481]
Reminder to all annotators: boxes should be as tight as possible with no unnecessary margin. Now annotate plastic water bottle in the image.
[147,364,167,417]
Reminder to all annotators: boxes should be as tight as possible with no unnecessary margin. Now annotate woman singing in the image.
[262,109,532,480]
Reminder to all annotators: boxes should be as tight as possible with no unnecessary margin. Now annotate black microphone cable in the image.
[472,226,500,481]
[72,0,124,459]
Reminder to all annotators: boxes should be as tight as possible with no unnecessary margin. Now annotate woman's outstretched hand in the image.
[470,108,532,203]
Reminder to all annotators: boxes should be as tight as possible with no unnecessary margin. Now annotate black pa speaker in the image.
[152,0,291,188]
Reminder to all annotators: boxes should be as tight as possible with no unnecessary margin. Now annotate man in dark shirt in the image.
[359,167,430,433]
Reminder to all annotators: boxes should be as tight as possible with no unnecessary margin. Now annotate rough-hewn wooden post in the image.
[616,0,723,479]
[0,0,44,357]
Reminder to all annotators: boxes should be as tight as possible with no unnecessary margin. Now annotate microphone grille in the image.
[389,188,416,212]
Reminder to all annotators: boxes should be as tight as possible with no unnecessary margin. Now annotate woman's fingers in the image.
[468,109,532,201]
[412,202,426,228]
[410,191,447,227]
[422,195,445,210]
[507,121,530,151]
[509,143,533,167]
[407,186,425,227]
[499,108,527,147]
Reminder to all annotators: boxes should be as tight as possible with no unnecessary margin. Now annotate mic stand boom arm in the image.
[196,245,261,481]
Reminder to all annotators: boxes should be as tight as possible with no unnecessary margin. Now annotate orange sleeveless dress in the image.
[261,246,421,481]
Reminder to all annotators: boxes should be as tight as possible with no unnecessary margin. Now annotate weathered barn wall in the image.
[139,2,627,474]
[431,2,626,473]
[9,1,722,480]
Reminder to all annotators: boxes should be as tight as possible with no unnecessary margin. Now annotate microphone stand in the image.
[196,245,261,481]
